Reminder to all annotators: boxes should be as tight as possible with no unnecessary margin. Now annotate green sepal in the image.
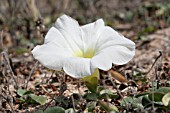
[82,69,99,93]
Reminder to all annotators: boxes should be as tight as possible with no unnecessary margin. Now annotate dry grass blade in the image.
[25,61,38,89]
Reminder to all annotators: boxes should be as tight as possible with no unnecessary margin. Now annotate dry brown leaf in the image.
[108,70,127,83]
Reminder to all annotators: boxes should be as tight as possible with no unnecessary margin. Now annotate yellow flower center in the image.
[74,49,95,58]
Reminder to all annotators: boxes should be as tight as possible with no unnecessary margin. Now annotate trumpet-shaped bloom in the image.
[32,15,135,78]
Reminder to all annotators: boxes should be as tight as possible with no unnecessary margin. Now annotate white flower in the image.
[32,15,135,78]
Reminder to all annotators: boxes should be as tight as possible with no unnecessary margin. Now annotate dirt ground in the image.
[0,0,170,113]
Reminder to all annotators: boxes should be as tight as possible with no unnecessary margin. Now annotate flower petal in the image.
[55,15,83,53]
[32,43,72,70]
[91,52,112,71]
[63,57,93,78]
[91,45,135,71]
[44,27,71,50]
[96,26,135,52]
[104,45,135,65]
[81,19,105,53]
[91,26,135,70]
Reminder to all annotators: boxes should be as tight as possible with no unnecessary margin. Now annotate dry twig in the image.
[108,73,129,110]
[25,61,38,89]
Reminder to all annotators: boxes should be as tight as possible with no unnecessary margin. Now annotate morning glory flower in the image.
[32,15,135,78]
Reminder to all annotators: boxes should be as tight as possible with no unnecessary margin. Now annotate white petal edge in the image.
[63,57,93,78]
[32,43,72,70]
[54,15,83,53]
[92,45,135,70]
[96,26,135,53]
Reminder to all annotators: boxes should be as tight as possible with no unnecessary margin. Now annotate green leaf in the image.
[142,95,151,107]
[55,95,70,107]
[97,86,105,93]
[120,97,133,107]
[86,101,97,112]
[18,97,26,103]
[35,110,43,113]
[15,47,28,55]
[98,89,118,99]
[84,93,98,101]
[29,94,46,105]
[100,89,113,95]
[144,102,164,109]
[83,69,99,93]
[148,92,164,102]
[144,102,165,109]
[17,89,27,96]
[17,88,33,96]
[55,95,66,103]
[126,11,133,21]
[162,93,170,106]
[139,25,155,35]
[120,97,143,109]
[156,87,170,94]
[23,91,33,95]
[44,106,65,113]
